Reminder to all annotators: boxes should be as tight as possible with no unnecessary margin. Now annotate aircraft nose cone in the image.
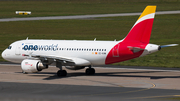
[2,50,5,58]
[1,50,8,60]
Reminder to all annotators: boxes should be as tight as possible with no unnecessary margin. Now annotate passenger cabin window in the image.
[7,46,12,49]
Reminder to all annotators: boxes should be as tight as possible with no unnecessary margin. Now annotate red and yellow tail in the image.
[105,6,156,64]
[123,6,156,44]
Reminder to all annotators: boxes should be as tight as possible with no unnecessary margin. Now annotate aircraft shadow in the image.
[26,70,180,80]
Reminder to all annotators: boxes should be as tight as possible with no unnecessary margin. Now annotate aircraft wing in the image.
[23,54,91,66]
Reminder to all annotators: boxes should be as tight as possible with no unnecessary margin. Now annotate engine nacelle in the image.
[65,66,85,70]
[21,59,48,73]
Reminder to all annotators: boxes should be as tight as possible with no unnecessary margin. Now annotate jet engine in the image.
[65,66,85,70]
[21,59,48,73]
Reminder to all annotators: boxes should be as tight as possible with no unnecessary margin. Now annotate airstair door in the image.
[15,43,21,55]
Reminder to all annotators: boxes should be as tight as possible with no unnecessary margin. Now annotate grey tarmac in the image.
[0,64,180,101]
[0,10,180,22]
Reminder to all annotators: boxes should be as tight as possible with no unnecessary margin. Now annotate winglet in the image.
[123,6,156,44]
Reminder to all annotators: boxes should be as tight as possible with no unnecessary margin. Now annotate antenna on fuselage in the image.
[94,38,96,41]
[26,37,28,40]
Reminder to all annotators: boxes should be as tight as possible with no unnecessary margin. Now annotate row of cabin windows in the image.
[59,48,106,51]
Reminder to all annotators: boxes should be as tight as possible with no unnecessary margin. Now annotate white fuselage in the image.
[2,39,120,65]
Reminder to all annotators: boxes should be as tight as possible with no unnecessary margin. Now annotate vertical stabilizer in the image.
[123,6,156,44]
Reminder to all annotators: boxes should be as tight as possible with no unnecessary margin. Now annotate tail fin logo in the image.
[123,6,156,44]
[105,6,157,64]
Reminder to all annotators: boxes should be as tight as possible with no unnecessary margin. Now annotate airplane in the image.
[1,6,178,77]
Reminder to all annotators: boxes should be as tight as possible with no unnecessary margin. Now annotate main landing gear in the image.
[57,70,67,77]
[85,66,95,75]
[56,62,95,77]
[56,61,67,77]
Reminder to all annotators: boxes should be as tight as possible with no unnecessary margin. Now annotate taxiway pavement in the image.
[0,64,180,101]
[0,10,180,22]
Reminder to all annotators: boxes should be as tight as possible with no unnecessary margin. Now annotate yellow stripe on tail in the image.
[138,6,156,20]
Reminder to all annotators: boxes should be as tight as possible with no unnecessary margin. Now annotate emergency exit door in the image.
[112,44,119,57]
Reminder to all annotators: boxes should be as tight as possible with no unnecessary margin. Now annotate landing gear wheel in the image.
[57,70,67,77]
[86,68,95,75]
[22,71,27,74]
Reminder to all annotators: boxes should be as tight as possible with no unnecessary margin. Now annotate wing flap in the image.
[23,54,90,66]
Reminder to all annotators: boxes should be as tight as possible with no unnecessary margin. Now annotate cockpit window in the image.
[7,46,12,49]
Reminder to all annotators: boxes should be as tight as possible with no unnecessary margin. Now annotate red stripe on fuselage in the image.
[105,41,147,64]
[105,19,154,64]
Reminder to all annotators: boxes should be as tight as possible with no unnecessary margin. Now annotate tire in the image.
[86,68,95,75]
[57,70,67,77]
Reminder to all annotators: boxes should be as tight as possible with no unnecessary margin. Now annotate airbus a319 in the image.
[1,6,178,77]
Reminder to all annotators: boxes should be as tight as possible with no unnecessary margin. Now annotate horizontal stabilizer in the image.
[158,44,178,50]
[127,46,146,53]
[160,44,178,48]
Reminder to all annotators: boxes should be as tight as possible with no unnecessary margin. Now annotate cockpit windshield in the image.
[7,46,12,49]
